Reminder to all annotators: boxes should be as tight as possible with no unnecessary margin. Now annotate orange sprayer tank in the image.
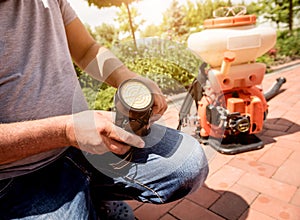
[187,15,276,67]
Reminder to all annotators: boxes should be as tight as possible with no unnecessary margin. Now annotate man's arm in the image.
[0,18,148,166]
[65,17,138,87]
[65,18,168,116]
[0,115,70,165]
[0,111,144,165]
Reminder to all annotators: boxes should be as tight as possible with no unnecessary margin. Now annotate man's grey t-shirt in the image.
[0,0,88,179]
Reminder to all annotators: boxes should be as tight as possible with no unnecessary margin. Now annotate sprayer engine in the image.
[198,80,267,140]
[206,105,250,135]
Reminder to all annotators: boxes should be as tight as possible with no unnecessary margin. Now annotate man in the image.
[0,0,208,219]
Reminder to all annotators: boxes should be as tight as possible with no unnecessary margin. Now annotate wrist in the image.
[106,65,139,88]
[64,114,78,147]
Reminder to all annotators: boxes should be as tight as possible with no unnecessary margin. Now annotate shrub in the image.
[113,38,203,94]
[94,86,117,111]
[256,28,300,72]
[276,28,300,58]
[76,38,203,111]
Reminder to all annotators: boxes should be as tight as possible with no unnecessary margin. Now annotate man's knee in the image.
[156,134,209,204]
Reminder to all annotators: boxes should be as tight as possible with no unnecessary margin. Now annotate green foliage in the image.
[75,64,102,89]
[84,0,142,49]
[249,0,299,30]
[85,0,136,7]
[160,0,229,41]
[140,24,162,38]
[126,57,194,94]
[115,4,144,40]
[76,68,114,110]
[256,28,300,71]
[92,23,120,48]
[183,0,203,33]
[112,38,203,94]
[94,86,117,110]
[161,0,190,42]
[276,28,300,57]
[81,87,98,110]
[76,38,203,110]
[256,54,275,72]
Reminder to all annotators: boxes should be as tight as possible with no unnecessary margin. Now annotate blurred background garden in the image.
[73,0,300,111]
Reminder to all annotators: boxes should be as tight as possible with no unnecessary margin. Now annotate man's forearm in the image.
[82,46,139,88]
[0,115,71,165]
[65,18,140,88]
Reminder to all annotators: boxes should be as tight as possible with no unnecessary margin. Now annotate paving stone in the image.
[277,133,300,144]
[287,123,300,134]
[238,173,297,202]
[207,153,234,176]
[263,122,290,132]
[228,184,259,205]
[291,188,300,207]
[263,129,289,140]
[126,200,143,210]
[186,185,221,208]
[134,200,181,220]
[209,190,250,220]
[239,209,276,220]
[159,214,178,220]
[228,157,277,177]
[258,146,293,167]
[252,194,300,220]
[273,138,300,152]
[169,199,225,220]
[206,165,245,192]
[272,152,300,187]
[234,145,271,162]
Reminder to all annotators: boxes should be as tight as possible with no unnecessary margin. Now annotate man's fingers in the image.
[101,135,131,155]
[107,124,145,149]
[152,93,168,116]
[149,114,162,126]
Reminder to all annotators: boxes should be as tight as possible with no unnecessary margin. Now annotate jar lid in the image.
[204,15,256,29]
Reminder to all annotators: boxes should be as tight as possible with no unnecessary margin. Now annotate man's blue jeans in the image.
[0,124,208,219]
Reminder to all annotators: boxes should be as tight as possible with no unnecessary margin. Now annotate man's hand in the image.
[105,66,168,124]
[66,111,145,155]
[136,77,168,123]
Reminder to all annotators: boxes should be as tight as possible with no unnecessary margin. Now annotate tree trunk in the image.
[289,0,293,32]
[125,3,137,50]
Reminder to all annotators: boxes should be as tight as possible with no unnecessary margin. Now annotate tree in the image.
[85,0,140,48]
[140,24,162,38]
[115,4,144,46]
[86,0,134,7]
[182,0,228,34]
[183,0,203,33]
[249,0,300,31]
[161,0,190,42]
[289,0,293,30]
[92,23,119,48]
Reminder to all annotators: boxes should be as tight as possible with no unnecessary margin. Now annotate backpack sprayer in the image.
[178,6,286,154]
